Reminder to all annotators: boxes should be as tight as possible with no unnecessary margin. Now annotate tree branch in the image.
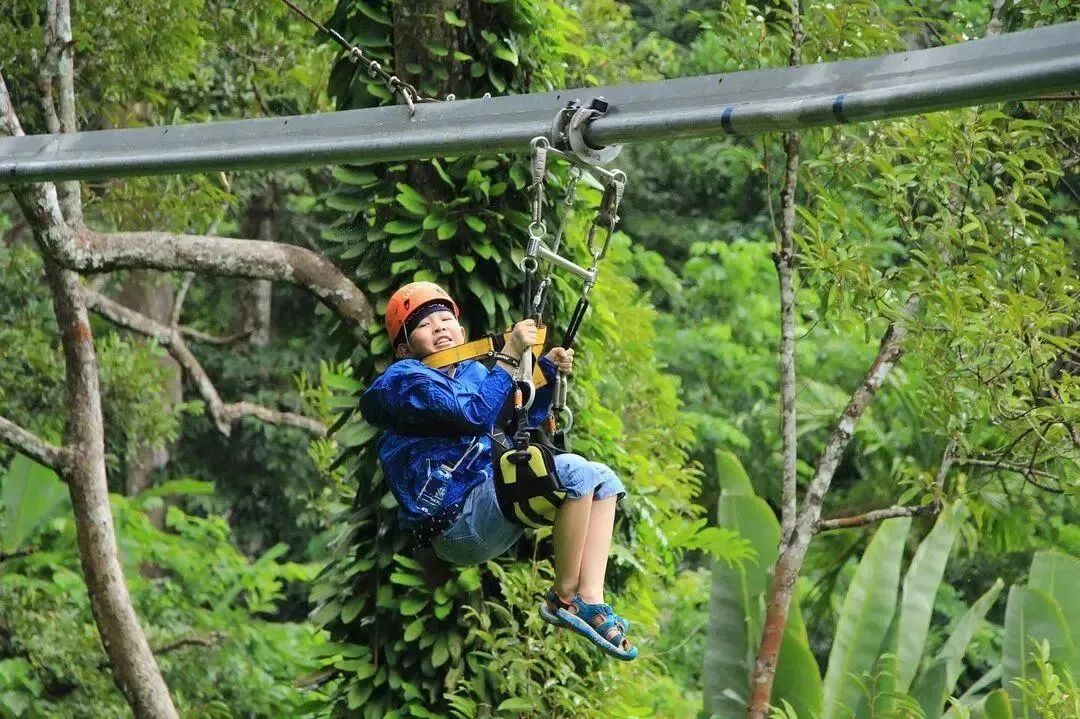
[0,416,69,473]
[38,0,61,134]
[773,0,805,550]
[98,632,226,668]
[84,289,326,437]
[816,502,940,532]
[43,0,82,224]
[56,226,372,327]
[798,294,921,534]
[956,457,1067,494]
[171,272,195,326]
[180,327,251,346]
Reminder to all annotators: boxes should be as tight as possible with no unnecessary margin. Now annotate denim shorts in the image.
[431,453,626,566]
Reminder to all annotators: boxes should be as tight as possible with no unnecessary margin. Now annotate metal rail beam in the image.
[2,22,1078,183]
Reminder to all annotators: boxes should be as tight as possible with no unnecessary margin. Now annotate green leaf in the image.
[773,601,824,719]
[823,518,911,719]
[982,690,1014,719]
[341,597,365,624]
[431,636,449,667]
[390,571,425,587]
[399,597,427,616]
[1,454,68,553]
[426,42,449,57]
[1002,586,1077,718]
[911,659,950,719]
[443,9,466,26]
[934,578,1004,697]
[716,449,753,495]
[325,193,368,212]
[389,236,420,253]
[436,220,457,241]
[1028,549,1080,674]
[332,166,379,186]
[704,457,780,717]
[403,618,423,642]
[496,698,533,713]
[385,220,422,235]
[457,567,481,592]
[464,214,486,233]
[396,192,428,217]
[456,255,476,272]
[895,501,967,691]
[355,0,391,25]
[490,41,518,66]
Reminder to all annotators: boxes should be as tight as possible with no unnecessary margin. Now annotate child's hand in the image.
[545,347,574,374]
[506,319,539,357]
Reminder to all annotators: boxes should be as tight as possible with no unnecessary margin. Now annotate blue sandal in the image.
[550,593,638,661]
[538,590,630,633]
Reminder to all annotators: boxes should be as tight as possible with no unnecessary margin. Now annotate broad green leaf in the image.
[1002,586,1075,718]
[704,456,780,718]
[443,9,465,27]
[773,601,824,719]
[1,454,68,553]
[716,449,753,495]
[896,501,967,691]
[911,658,949,719]
[982,690,1014,719]
[936,579,1004,695]
[823,517,911,719]
[1028,549,1080,676]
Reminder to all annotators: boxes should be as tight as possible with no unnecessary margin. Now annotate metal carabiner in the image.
[518,349,536,412]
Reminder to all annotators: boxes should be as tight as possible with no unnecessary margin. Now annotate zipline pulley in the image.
[517,108,627,447]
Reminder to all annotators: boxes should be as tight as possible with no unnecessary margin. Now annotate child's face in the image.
[396,309,466,359]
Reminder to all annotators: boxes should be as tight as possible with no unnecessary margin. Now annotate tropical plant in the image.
[703,451,1027,719]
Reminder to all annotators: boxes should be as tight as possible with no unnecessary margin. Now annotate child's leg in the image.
[552,497,592,599]
[551,455,624,601]
[576,495,616,603]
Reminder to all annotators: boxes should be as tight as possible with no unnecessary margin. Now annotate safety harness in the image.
[487,122,627,529]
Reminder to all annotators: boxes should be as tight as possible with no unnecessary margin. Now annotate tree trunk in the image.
[116,271,182,511]
[39,250,178,719]
[236,187,276,349]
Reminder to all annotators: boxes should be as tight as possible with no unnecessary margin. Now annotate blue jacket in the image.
[360,356,557,531]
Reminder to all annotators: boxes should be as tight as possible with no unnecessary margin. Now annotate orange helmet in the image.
[385,282,460,344]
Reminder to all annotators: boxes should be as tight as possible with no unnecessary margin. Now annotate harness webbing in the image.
[422,326,549,387]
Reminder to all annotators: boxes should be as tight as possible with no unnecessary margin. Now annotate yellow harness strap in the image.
[422,326,549,387]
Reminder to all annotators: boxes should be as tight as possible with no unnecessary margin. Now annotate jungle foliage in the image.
[0,0,1078,718]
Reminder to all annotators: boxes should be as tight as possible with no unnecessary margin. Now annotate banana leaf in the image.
[773,599,824,719]
[703,486,779,715]
[823,517,911,719]
[1002,586,1075,718]
[895,501,967,692]
[1027,550,1080,678]
[1,454,68,554]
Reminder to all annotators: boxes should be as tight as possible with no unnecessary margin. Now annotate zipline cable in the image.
[278,0,432,113]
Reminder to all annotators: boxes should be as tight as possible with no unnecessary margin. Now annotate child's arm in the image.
[361,361,514,435]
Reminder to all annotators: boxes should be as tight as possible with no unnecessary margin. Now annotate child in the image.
[360,282,637,660]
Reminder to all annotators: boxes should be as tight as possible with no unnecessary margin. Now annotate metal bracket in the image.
[549,98,623,166]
